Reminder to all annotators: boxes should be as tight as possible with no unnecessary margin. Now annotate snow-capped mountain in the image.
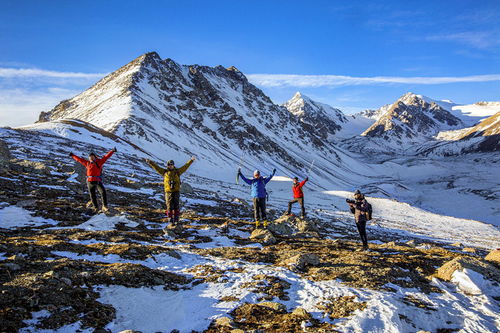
[361,92,463,142]
[420,111,500,155]
[35,52,371,186]
[282,92,348,139]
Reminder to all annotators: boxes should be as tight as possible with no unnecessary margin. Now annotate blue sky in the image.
[1,0,499,126]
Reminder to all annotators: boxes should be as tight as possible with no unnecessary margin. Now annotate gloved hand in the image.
[145,158,152,164]
[237,168,242,175]
[273,168,277,174]
[191,155,196,161]
[112,147,117,152]
[305,177,309,181]
[69,152,74,157]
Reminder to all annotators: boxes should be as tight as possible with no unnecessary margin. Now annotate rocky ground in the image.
[0,135,499,332]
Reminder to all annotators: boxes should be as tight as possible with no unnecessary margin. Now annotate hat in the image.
[167,160,175,166]
[293,176,299,181]
[253,169,260,175]
[88,152,97,157]
[354,189,361,195]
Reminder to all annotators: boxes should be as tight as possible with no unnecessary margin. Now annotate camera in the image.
[346,199,355,204]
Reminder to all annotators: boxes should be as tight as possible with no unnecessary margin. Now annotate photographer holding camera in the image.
[346,190,372,251]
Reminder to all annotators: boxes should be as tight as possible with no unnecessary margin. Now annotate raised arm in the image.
[177,158,194,175]
[238,172,252,185]
[299,177,308,188]
[146,159,166,175]
[71,154,88,167]
[264,168,276,184]
[98,149,115,165]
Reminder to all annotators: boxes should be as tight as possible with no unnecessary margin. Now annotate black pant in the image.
[287,197,305,217]
[165,192,180,212]
[87,181,107,209]
[253,197,267,221]
[356,220,368,247]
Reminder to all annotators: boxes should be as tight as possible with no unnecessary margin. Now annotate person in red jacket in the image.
[69,148,116,213]
[286,176,308,218]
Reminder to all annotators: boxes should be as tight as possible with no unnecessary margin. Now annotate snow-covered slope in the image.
[419,111,500,155]
[283,92,348,139]
[36,52,373,186]
[362,92,463,142]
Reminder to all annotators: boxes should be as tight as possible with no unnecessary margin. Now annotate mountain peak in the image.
[362,92,463,141]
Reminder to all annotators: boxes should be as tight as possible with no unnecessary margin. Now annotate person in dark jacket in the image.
[145,156,195,225]
[70,148,116,213]
[346,189,370,250]
[286,176,308,218]
[238,168,276,228]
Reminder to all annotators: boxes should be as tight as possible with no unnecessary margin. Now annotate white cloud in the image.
[0,88,81,127]
[425,31,500,49]
[0,67,106,79]
[247,73,500,88]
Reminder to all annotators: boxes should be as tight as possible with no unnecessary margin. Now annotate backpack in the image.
[365,202,373,220]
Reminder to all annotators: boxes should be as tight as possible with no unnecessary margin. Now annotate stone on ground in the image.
[249,229,276,245]
[436,256,500,282]
[484,249,500,264]
[281,253,320,271]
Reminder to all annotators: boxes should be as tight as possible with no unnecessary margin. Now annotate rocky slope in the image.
[361,92,463,142]
[283,92,348,139]
[419,111,500,155]
[36,52,370,186]
[1,127,499,332]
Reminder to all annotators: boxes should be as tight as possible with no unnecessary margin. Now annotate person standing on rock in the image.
[346,190,371,251]
[238,168,276,228]
[69,148,117,213]
[145,156,195,226]
[286,176,308,218]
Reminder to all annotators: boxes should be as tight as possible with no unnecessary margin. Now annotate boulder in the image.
[267,220,294,236]
[180,182,194,194]
[257,301,287,313]
[485,249,500,264]
[296,218,318,233]
[281,253,320,271]
[291,307,312,319]
[250,229,276,245]
[436,256,500,283]
[215,316,235,328]
[0,139,12,165]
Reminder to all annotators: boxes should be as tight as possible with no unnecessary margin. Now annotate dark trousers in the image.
[356,220,368,247]
[165,191,181,222]
[87,181,107,209]
[253,197,267,221]
[287,197,305,217]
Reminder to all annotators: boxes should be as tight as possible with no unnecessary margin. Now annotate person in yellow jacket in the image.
[145,156,195,225]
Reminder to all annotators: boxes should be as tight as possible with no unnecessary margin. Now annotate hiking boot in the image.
[263,220,269,228]
[255,220,260,229]
[85,201,93,208]
[86,207,99,215]
[101,206,109,213]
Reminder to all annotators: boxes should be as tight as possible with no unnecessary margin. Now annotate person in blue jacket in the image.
[238,168,276,228]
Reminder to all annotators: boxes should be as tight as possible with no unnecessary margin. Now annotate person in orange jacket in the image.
[286,176,308,218]
[69,148,116,213]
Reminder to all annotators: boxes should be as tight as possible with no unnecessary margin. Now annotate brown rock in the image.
[291,307,312,319]
[257,301,287,313]
[436,256,500,282]
[215,316,235,328]
[485,249,500,264]
[281,253,320,271]
[249,229,276,245]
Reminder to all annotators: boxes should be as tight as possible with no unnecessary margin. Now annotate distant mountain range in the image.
[20,51,500,175]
